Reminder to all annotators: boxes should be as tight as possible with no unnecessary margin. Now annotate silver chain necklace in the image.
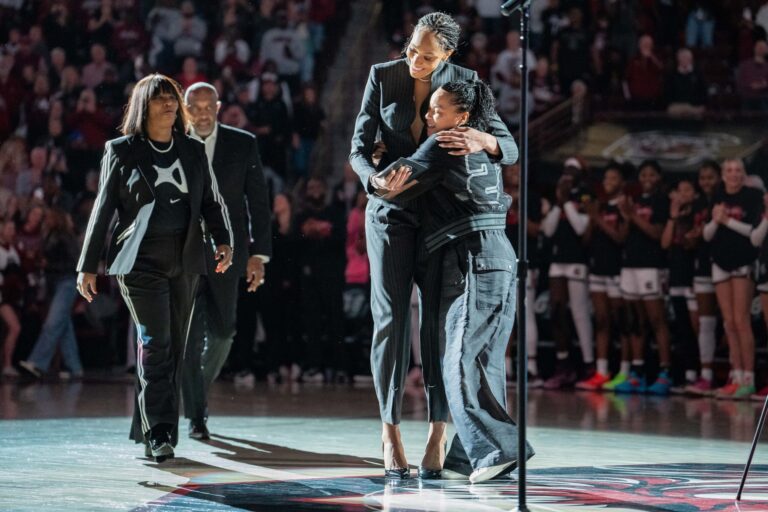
[148,137,174,154]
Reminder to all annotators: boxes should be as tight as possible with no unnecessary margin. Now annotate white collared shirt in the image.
[191,122,269,264]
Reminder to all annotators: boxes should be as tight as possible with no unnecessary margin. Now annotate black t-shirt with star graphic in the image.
[710,185,762,271]
[144,138,191,237]
[622,191,668,269]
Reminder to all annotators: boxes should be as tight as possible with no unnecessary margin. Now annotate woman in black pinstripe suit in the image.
[349,12,519,479]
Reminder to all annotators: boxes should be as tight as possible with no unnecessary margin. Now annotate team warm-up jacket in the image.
[77,133,233,276]
[384,134,510,252]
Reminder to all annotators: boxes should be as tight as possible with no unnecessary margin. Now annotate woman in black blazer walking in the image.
[349,12,519,478]
[76,74,233,462]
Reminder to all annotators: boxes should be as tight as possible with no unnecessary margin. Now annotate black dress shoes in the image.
[188,420,210,440]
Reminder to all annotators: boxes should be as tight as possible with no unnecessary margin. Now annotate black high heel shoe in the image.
[418,439,447,480]
[383,442,410,479]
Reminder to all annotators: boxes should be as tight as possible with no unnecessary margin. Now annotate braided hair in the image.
[440,79,496,132]
[409,12,461,54]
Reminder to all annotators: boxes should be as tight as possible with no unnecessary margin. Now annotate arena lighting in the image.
[500,1,533,511]
[500,0,532,16]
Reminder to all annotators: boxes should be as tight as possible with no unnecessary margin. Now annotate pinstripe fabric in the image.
[350,58,520,425]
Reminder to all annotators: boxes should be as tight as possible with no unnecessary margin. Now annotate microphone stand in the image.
[500,1,532,511]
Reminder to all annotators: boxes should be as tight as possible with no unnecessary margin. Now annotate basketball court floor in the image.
[2,379,768,511]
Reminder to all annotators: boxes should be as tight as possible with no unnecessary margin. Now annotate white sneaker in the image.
[469,461,515,484]
[440,468,470,480]
[19,360,42,378]
[2,366,19,378]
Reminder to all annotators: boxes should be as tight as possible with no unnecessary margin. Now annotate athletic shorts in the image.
[549,263,588,281]
[589,274,622,299]
[693,276,715,294]
[620,268,662,300]
[712,263,752,285]
[669,286,697,311]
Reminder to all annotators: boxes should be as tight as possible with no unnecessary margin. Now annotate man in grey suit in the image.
[182,82,272,439]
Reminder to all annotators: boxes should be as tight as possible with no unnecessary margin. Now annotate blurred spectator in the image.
[17,204,44,276]
[176,57,208,91]
[260,192,302,383]
[291,83,325,180]
[0,52,23,126]
[737,40,768,112]
[685,1,715,48]
[246,60,293,115]
[756,0,768,39]
[532,56,561,114]
[16,146,46,203]
[81,43,115,89]
[86,0,116,48]
[214,26,251,78]
[464,32,491,82]
[253,73,291,177]
[333,162,362,215]
[111,4,148,66]
[173,1,207,60]
[296,176,345,382]
[65,88,112,151]
[497,70,534,129]
[19,208,82,380]
[309,0,336,54]
[0,219,21,378]
[48,47,67,91]
[54,66,84,112]
[146,0,181,70]
[260,9,306,92]
[541,0,568,56]
[624,34,664,109]
[552,7,591,94]
[43,1,78,60]
[24,74,52,146]
[666,48,706,117]
[492,30,535,92]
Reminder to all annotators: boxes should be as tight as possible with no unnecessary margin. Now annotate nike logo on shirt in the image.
[170,198,181,204]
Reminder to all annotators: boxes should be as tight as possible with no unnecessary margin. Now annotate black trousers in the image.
[181,249,239,423]
[366,198,448,425]
[440,230,535,472]
[118,234,198,446]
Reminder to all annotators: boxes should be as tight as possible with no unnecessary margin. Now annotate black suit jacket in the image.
[208,124,272,274]
[349,59,519,195]
[77,132,233,276]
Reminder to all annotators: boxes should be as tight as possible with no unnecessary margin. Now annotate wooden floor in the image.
[2,378,768,511]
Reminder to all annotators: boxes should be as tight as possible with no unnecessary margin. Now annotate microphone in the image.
[500,0,532,16]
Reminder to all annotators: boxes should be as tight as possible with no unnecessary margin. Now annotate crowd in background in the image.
[2,1,768,397]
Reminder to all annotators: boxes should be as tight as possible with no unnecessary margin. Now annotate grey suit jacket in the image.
[349,58,519,195]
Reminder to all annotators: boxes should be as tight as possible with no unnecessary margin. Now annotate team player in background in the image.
[541,158,594,389]
[580,163,631,391]
[503,164,543,387]
[616,160,673,395]
[685,162,721,395]
[750,190,768,401]
[704,159,762,400]
[661,179,700,392]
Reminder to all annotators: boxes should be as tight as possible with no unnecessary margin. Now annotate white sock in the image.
[701,368,713,381]
[557,351,569,361]
[685,369,697,383]
[597,358,609,376]
[527,357,538,376]
[698,316,716,364]
[744,371,755,386]
[620,361,631,375]
[568,278,594,364]
[632,359,644,367]
[732,369,744,385]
